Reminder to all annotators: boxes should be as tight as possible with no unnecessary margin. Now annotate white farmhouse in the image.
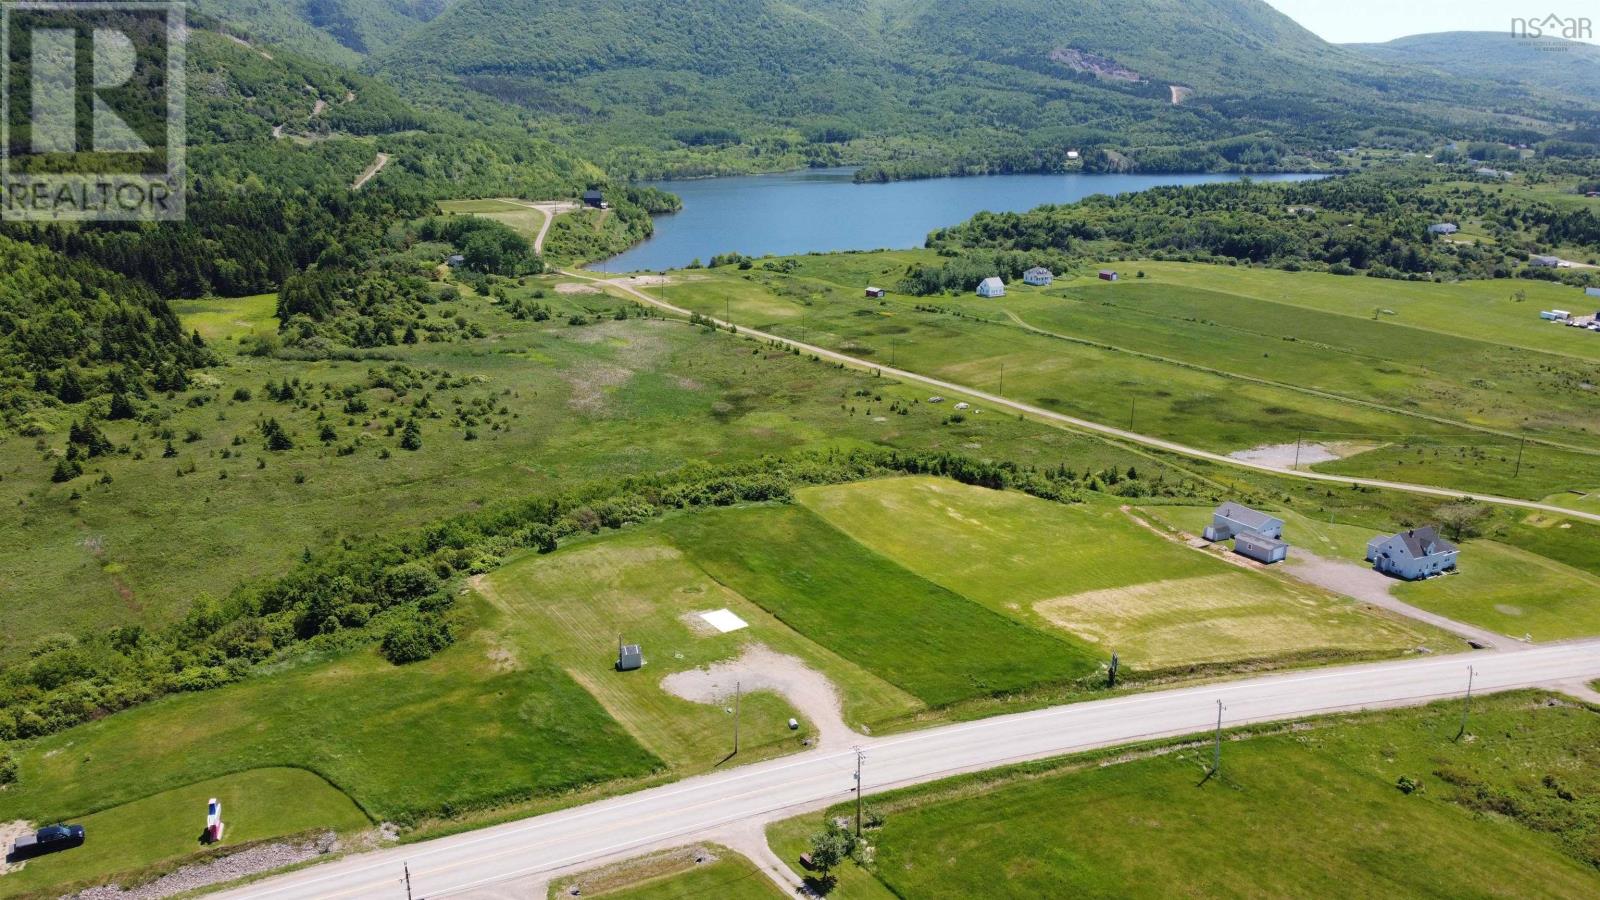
[976,277,1006,298]
[1366,526,1459,580]
[1023,266,1054,286]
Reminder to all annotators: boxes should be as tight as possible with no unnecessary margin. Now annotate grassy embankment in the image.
[769,692,1600,898]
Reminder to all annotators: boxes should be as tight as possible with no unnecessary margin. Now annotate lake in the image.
[596,168,1323,272]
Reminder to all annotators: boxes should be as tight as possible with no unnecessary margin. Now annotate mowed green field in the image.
[0,768,368,899]
[562,850,787,900]
[437,198,548,242]
[1393,541,1600,641]
[481,528,920,764]
[663,503,1096,706]
[796,478,1434,669]
[660,256,1600,500]
[3,275,1136,655]
[0,596,660,832]
[769,692,1600,898]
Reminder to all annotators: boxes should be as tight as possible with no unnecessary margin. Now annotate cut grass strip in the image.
[664,504,1098,707]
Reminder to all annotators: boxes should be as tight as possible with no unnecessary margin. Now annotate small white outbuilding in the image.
[976,277,1006,298]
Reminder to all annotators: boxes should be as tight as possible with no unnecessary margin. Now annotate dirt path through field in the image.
[660,644,857,748]
[565,268,1600,527]
[351,152,389,191]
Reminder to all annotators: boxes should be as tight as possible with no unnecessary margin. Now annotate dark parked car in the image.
[9,824,85,860]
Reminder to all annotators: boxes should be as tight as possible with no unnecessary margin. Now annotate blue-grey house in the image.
[1023,266,1054,286]
[1202,502,1284,542]
[1366,526,1459,580]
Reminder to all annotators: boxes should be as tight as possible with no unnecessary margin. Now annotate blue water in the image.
[597,168,1323,272]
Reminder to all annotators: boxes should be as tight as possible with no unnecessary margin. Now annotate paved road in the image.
[568,271,1600,527]
[223,639,1600,899]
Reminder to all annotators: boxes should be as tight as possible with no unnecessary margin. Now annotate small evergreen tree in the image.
[399,419,423,451]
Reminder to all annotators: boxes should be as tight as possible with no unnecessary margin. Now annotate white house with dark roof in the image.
[1427,223,1458,235]
[1202,502,1284,542]
[976,277,1006,298]
[1366,526,1459,580]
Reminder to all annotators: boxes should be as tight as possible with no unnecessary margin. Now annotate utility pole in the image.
[404,862,413,900]
[1129,397,1137,432]
[1456,665,1475,741]
[1293,432,1303,471]
[733,680,741,755]
[999,363,1005,396]
[853,746,866,837]
[1513,435,1526,479]
[1212,700,1225,777]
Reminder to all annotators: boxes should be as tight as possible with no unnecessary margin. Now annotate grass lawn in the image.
[436,198,548,242]
[663,503,1099,707]
[0,768,368,899]
[1127,260,1600,363]
[0,597,660,828]
[479,527,919,764]
[770,692,1600,898]
[1392,540,1600,641]
[169,294,278,344]
[797,478,1431,670]
[1502,513,1600,580]
[3,276,1136,656]
[659,261,1600,500]
[554,848,786,900]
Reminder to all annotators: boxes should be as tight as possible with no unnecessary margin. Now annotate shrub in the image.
[380,614,454,664]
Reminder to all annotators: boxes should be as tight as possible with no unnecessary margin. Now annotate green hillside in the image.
[1351,31,1600,104]
[375,0,1597,179]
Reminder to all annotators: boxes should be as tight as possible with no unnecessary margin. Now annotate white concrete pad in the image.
[698,609,748,633]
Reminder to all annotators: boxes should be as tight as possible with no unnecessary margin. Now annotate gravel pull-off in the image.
[1,820,32,875]
[660,644,857,748]
[67,832,339,900]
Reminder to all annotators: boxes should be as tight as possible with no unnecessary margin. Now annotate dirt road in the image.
[351,152,390,191]
[496,198,581,254]
[564,269,1600,527]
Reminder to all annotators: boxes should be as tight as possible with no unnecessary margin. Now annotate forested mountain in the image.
[371,0,1600,180]
[1351,32,1600,104]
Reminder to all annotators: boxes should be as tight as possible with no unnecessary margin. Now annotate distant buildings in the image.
[1066,149,1081,160]
[1427,223,1458,235]
[1366,526,1459,580]
[865,286,886,298]
[445,254,465,267]
[1586,287,1600,299]
[1541,309,1571,321]
[977,277,1006,298]
[1530,255,1561,267]
[583,189,607,209]
[1097,269,1119,282]
[1023,266,1054,286]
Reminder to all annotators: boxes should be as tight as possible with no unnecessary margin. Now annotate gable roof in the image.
[1397,525,1457,558]
[1025,266,1052,275]
[1214,501,1279,530]
[978,277,1004,291]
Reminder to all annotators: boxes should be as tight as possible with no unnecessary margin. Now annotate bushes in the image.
[0,448,1199,741]
[380,613,455,664]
